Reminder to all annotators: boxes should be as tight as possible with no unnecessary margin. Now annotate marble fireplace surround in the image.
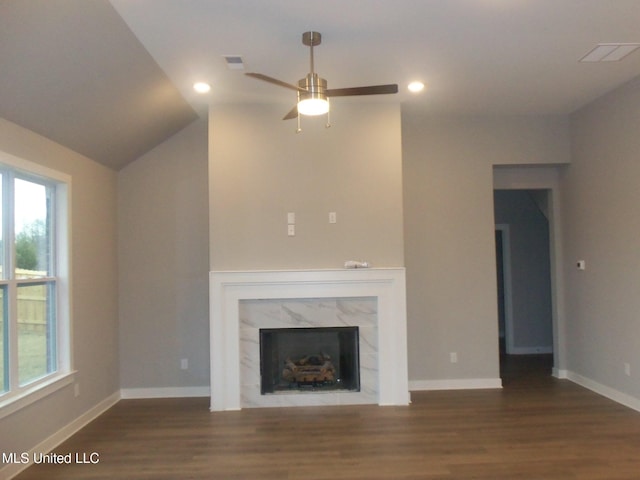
[209,268,410,411]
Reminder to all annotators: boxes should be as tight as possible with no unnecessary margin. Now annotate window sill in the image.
[0,371,76,420]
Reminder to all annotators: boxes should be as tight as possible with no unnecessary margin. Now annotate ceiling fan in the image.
[245,31,398,121]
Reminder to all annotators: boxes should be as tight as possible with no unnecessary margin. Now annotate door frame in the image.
[493,165,566,377]
[495,224,514,354]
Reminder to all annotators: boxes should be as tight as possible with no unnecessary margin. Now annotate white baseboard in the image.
[553,368,569,379]
[2,391,120,480]
[409,378,503,391]
[120,386,210,399]
[411,371,640,413]
[562,370,640,413]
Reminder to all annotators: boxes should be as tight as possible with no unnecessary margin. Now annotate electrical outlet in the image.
[74,383,80,397]
[624,363,631,376]
[181,358,188,370]
[450,352,458,364]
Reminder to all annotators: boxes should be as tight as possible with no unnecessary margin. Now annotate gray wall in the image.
[494,189,553,353]
[402,112,570,382]
[0,119,118,461]
[118,119,209,390]
[119,105,571,393]
[118,102,404,394]
[209,103,404,270]
[563,76,640,399]
[122,106,571,391]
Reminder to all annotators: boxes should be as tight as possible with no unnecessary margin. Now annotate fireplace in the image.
[210,268,409,410]
[239,296,376,407]
[260,326,360,394]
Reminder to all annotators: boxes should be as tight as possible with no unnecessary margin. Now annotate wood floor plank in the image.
[12,356,640,479]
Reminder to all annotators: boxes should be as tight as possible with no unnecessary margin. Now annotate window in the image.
[0,153,71,411]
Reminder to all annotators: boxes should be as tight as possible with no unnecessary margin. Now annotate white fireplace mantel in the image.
[209,268,410,411]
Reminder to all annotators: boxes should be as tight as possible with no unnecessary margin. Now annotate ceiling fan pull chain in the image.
[325,98,331,128]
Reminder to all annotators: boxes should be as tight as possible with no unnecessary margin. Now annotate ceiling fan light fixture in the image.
[245,32,398,122]
[297,95,329,116]
[297,73,329,116]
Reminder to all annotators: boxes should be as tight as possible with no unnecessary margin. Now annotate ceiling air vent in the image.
[223,55,245,70]
[580,43,640,62]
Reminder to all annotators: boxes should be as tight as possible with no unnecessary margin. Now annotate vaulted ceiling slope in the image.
[0,0,197,170]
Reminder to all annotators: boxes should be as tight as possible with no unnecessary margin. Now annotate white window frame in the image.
[0,151,73,419]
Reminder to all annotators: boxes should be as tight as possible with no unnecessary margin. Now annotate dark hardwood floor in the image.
[500,353,555,386]
[14,356,640,479]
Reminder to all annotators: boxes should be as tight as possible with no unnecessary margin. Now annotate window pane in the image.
[18,282,56,385]
[0,286,6,394]
[15,178,52,279]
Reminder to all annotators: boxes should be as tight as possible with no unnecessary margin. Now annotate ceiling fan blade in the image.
[326,84,399,97]
[245,72,306,92]
[282,105,298,120]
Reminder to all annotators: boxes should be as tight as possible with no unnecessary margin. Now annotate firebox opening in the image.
[260,326,360,394]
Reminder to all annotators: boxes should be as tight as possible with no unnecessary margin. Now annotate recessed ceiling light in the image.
[580,43,640,62]
[193,82,211,93]
[408,81,425,93]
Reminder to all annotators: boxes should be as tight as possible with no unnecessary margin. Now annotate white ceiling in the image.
[111,0,640,116]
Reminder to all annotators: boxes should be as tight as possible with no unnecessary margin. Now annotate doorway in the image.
[494,189,554,381]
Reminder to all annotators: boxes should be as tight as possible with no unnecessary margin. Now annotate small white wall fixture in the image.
[209,268,410,411]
